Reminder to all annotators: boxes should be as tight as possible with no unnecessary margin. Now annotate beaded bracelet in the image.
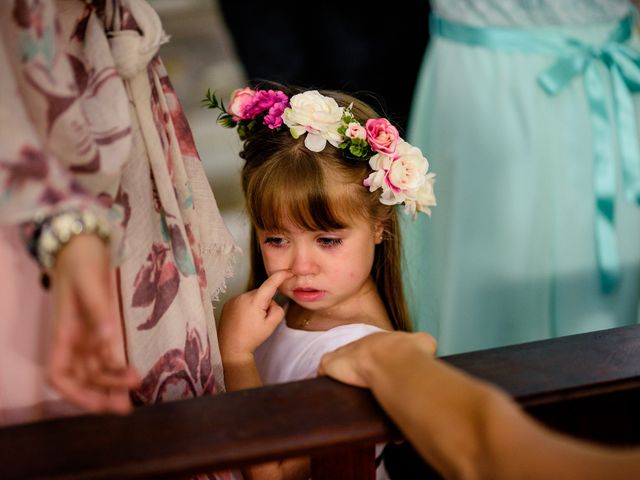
[32,210,111,288]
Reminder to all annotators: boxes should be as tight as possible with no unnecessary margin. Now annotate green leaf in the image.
[202,89,231,116]
[217,115,236,128]
[202,89,219,109]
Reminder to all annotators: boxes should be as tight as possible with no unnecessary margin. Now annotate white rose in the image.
[368,152,393,173]
[386,141,428,192]
[415,172,437,215]
[365,141,436,216]
[282,90,344,152]
[365,153,408,206]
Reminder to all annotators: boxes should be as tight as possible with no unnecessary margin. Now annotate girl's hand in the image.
[49,234,141,414]
[218,269,294,363]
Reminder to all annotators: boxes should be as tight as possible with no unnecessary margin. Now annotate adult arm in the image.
[0,1,138,413]
[318,332,640,480]
[49,234,140,413]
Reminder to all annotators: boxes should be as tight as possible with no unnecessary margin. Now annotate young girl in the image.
[206,84,436,479]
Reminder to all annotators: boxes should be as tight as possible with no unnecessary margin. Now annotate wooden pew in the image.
[1,324,639,479]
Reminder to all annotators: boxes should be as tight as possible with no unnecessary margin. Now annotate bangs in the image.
[246,153,366,232]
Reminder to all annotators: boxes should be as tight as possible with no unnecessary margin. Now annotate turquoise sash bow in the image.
[431,13,640,293]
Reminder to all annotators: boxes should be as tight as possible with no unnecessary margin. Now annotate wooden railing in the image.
[1,325,640,479]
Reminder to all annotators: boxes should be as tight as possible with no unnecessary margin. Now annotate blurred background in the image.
[152,0,250,307]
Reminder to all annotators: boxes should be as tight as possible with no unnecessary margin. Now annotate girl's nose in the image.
[290,247,318,276]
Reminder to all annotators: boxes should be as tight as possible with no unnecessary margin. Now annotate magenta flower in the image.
[264,101,288,129]
[243,90,289,119]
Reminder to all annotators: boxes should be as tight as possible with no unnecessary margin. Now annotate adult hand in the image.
[218,269,294,363]
[49,234,140,414]
[318,331,438,388]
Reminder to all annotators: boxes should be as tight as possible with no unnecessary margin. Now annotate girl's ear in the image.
[374,222,384,245]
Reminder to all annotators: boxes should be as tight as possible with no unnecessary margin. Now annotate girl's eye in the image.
[317,237,343,248]
[264,236,288,248]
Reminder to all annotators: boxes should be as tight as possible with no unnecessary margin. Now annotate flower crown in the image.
[203,87,436,217]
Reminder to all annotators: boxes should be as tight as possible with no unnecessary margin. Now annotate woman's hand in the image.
[218,269,293,363]
[318,331,438,388]
[49,234,140,414]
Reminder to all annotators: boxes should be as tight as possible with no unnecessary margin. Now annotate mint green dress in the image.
[403,0,640,354]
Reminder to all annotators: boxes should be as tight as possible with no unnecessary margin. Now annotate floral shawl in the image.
[0,0,238,441]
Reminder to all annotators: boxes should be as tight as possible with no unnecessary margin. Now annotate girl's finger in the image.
[253,270,293,310]
[264,299,285,327]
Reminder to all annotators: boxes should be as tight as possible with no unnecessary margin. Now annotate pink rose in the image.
[228,87,256,121]
[345,122,367,140]
[365,118,399,155]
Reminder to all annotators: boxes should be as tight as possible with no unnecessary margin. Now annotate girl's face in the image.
[256,217,383,314]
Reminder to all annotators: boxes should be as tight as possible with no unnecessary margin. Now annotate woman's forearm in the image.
[360,335,640,480]
[361,338,495,479]
[485,394,640,480]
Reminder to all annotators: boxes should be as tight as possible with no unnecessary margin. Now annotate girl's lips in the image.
[292,288,326,302]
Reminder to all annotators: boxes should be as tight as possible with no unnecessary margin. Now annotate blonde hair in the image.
[239,85,411,332]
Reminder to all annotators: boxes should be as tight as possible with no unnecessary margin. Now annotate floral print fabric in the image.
[0,0,238,443]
